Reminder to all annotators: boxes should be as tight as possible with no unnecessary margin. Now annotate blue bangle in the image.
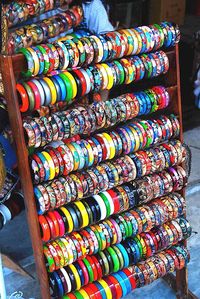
[51,271,64,297]
[123,126,135,154]
[112,272,128,297]
[126,239,139,264]
[39,79,51,106]
[71,142,85,170]
[74,261,85,286]
[91,137,103,164]
[98,34,109,62]
[94,281,107,299]
[37,152,50,181]
[34,186,45,214]
[135,92,146,116]
[115,243,130,268]
[142,92,152,115]
[53,75,67,102]
[118,270,132,294]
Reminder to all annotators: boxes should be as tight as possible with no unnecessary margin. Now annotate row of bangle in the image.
[40,190,186,246]
[17,50,169,112]
[30,114,180,183]
[48,219,190,297]
[8,6,83,54]
[19,22,178,76]
[23,85,170,147]
[4,0,74,28]
[34,140,187,214]
[60,245,189,299]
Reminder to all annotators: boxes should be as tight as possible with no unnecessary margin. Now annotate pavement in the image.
[1,126,200,299]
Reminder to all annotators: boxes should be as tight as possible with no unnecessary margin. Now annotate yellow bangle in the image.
[84,141,94,166]
[91,35,104,63]
[41,151,55,180]
[64,236,75,264]
[129,126,140,152]
[98,279,112,299]
[51,240,65,268]
[66,143,79,171]
[63,71,77,99]
[102,132,116,159]
[105,219,118,244]
[60,207,74,233]
[43,77,57,104]
[96,64,108,90]
[79,289,90,299]
[72,232,87,257]
[132,28,143,54]
[101,63,114,90]
[59,237,70,265]
[73,201,89,228]
[27,47,40,76]
[68,264,82,290]
[120,29,134,56]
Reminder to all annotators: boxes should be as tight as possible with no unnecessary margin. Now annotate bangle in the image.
[16,83,29,112]
[22,82,35,111]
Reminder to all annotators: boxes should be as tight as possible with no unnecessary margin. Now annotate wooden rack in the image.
[0,41,198,299]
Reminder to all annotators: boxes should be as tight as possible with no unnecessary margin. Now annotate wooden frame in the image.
[0,42,197,298]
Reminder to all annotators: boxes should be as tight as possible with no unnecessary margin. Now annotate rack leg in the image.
[163,269,198,299]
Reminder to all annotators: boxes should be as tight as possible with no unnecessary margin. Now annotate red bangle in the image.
[90,255,103,280]
[26,81,41,110]
[53,211,65,237]
[16,83,29,112]
[66,293,77,299]
[85,256,98,281]
[95,135,107,161]
[103,276,117,298]
[122,268,137,290]
[77,259,90,286]
[107,189,120,214]
[88,282,103,299]
[47,211,60,238]
[72,69,87,96]
[38,215,50,242]
[83,284,97,299]
[45,215,56,240]
[108,275,123,299]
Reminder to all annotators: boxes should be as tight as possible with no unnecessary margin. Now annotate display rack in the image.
[0,7,198,296]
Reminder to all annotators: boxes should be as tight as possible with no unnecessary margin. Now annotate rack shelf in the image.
[0,41,197,299]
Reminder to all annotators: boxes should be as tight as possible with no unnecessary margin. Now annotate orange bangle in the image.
[38,215,50,242]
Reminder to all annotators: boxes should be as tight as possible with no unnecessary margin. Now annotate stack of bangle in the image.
[34,139,188,213]
[35,164,187,214]
[23,85,170,144]
[29,114,180,182]
[40,191,186,246]
[17,50,169,112]
[31,137,185,187]
[48,238,190,297]
[18,22,179,76]
[59,245,189,299]
[8,6,83,54]
[4,0,74,28]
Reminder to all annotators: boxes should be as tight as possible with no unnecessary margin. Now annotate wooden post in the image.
[0,55,51,299]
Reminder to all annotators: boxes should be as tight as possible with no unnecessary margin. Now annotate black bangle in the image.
[86,197,101,222]
[70,71,83,98]
[71,203,83,228]
[57,208,69,233]
[104,249,114,274]
[82,200,94,225]
[66,205,80,230]
[73,261,85,286]
[95,253,106,276]
[64,265,77,292]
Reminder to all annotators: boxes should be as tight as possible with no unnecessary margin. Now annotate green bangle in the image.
[99,251,110,276]
[142,54,153,78]
[99,193,111,217]
[17,48,34,77]
[22,82,35,111]
[82,258,94,283]
[112,245,124,270]
[134,236,143,258]
[74,291,84,299]
[92,228,102,252]
[59,73,73,103]
[107,247,120,273]
[119,214,130,238]
[95,226,107,250]
[36,45,50,74]
[113,60,125,85]
[154,24,165,47]
[124,214,133,237]
[43,245,55,272]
